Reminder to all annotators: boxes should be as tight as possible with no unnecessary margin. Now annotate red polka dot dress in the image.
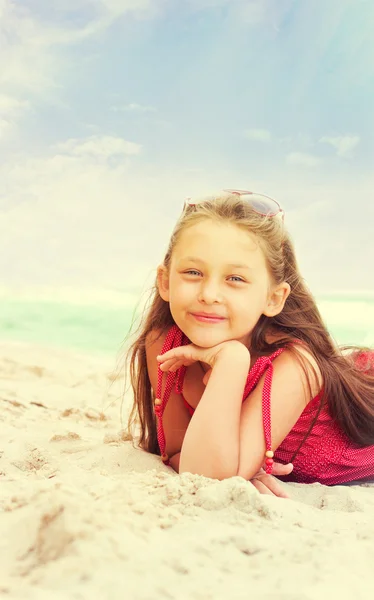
[154,325,374,485]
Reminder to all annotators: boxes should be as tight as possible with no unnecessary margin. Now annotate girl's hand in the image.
[250,462,293,498]
[170,453,293,498]
[157,340,249,373]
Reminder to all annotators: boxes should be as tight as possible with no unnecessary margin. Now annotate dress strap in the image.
[154,325,188,465]
[242,349,284,474]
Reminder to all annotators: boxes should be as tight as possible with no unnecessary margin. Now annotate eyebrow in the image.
[180,256,254,270]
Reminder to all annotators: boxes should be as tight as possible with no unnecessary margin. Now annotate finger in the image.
[157,346,195,362]
[158,358,178,371]
[256,475,289,499]
[157,350,181,362]
[168,359,190,372]
[251,480,274,496]
[271,462,294,476]
[159,358,188,372]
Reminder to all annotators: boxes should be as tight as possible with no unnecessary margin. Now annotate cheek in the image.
[169,280,192,305]
[234,289,266,314]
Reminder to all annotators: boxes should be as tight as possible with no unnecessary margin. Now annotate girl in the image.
[127,190,374,492]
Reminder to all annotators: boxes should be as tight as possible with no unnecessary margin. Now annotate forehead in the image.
[173,220,267,270]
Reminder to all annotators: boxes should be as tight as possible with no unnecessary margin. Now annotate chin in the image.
[184,326,229,348]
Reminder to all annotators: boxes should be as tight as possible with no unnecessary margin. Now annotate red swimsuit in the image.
[155,325,374,485]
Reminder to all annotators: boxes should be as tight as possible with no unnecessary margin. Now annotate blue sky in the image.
[1,0,374,296]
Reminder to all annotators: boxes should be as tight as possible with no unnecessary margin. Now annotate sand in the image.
[0,341,373,600]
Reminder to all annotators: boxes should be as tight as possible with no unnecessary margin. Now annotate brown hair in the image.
[126,194,374,459]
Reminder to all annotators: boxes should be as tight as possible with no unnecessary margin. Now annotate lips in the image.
[191,312,226,323]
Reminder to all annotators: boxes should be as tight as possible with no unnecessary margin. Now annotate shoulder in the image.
[145,328,170,392]
[266,333,323,391]
[237,345,322,480]
[146,324,180,359]
[145,327,168,363]
[266,344,323,401]
[145,328,167,353]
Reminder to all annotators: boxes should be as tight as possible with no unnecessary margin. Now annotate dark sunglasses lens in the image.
[244,194,280,216]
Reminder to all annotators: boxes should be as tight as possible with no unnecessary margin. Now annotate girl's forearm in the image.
[179,347,250,479]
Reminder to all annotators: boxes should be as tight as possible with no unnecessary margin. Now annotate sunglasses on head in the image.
[185,188,284,219]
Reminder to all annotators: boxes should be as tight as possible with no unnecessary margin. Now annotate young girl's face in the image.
[160,219,284,348]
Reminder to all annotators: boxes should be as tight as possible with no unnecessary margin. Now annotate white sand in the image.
[0,341,373,600]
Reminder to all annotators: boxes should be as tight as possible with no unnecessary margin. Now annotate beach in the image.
[2,0,374,596]
[0,339,373,600]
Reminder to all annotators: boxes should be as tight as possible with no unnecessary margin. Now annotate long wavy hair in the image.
[125,194,374,460]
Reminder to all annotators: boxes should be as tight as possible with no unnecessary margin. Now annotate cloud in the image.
[0,95,29,114]
[40,1,162,45]
[0,151,151,287]
[0,0,162,110]
[0,119,12,139]
[0,0,283,125]
[98,0,158,17]
[0,144,217,288]
[1,139,373,294]
[0,94,30,138]
[186,0,265,23]
[319,135,360,157]
[186,0,232,9]
[243,128,271,142]
[0,2,60,94]
[230,0,268,25]
[18,1,164,46]
[111,102,156,113]
[54,135,142,158]
[286,151,321,167]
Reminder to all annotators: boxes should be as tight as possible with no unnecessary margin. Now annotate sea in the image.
[1,287,374,360]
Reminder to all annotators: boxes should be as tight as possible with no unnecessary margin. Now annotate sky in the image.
[1,0,374,299]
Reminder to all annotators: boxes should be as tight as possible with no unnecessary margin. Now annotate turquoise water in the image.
[1,292,374,358]
[0,298,136,357]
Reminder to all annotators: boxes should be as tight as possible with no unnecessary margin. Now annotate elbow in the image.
[179,453,239,481]
[236,454,264,481]
[179,467,237,481]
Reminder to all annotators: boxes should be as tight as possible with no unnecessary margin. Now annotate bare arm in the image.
[146,329,191,461]
[175,346,319,482]
[236,348,320,480]
[179,345,250,479]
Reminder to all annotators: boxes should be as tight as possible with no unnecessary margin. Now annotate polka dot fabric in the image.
[155,326,189,465]
[155,325,374,484]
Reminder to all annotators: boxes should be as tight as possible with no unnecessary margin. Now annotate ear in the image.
[157,264,170,302]
[263,282,291,317]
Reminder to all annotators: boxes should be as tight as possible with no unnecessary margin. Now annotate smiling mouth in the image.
[190,313,226,323]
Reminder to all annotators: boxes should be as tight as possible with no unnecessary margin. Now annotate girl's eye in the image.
[184,271,245,282]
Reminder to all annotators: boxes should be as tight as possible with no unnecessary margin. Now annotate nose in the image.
[198,278,222,305]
